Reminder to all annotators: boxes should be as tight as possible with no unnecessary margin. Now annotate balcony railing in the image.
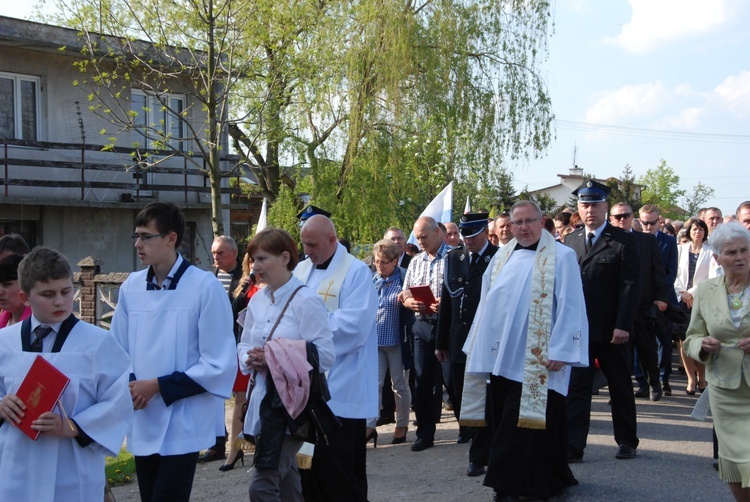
[1,138,242,205]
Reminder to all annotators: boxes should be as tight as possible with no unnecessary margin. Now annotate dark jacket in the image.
[565,223,640,342]
[253,343,339,470]
[436,242,498,364]
[632,231,670,312]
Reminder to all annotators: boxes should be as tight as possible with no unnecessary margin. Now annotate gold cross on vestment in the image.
[319,280,337,302]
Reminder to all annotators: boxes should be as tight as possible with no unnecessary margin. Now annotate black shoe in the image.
[365,429,378,448]
[411,438,434,452]
[650,388,663,402]
[634,386,649,398]
[456,433,471,444]
[376,416,395,426]
[197,448,225,463]
[567,450,583,463]
[663,382,672,396]
[615,444,637,459]
[218,449,244,472]
[466,461,485,477]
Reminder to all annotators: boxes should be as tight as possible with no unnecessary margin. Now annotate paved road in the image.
[112,369,731,501]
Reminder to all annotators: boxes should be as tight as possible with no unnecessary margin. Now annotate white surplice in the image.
[293,243,379,419]
[0,321,132,502]
[110,265,236,456]
[464,243,589,396]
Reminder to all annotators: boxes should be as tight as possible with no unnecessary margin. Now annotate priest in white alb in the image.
[461,200,589,501]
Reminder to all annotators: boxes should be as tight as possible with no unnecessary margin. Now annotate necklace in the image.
[725,279,749,310]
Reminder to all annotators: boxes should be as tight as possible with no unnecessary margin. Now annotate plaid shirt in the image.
[403,242,449,322]
[374,272,402,346]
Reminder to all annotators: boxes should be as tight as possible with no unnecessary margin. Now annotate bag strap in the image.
[246,284,306,398]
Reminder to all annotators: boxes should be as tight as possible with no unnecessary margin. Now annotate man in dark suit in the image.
[638,204,678,395]
[435,212,498,477]
[610,203,670,401]
[564,180,641,462]
[385,227,412,269]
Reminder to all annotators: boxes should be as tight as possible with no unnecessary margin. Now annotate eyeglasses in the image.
[373,258,396,266]
[640,219,659,227]
[611,213,632,221]
[131,232,167,242]
[510,217,541,227]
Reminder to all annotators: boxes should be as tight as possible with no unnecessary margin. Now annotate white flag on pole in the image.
[407,181,454,245]
[255,198,267,234]
[464,195,471,214]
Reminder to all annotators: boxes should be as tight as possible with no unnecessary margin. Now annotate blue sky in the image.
[3,0,749,214]
[511,0,750,214]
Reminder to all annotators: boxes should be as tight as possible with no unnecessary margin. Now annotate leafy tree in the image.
[53,0,258,236]
[51,0,555,244]
[606,164,641,212]
[682,182,716,218]
[638,159,686,218]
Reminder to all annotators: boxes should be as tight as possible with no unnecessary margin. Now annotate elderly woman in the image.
[685,222,750,502]
[366,239,414,446]
[675,218,713,394]
[238,228,335,501]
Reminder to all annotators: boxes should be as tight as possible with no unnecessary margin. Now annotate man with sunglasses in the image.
[610,204,670,402]
[638,204,679,395]
[564,180,640,463]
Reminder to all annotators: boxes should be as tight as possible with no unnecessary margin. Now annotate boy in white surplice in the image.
[0,247,132,502]
[110,202,236,502]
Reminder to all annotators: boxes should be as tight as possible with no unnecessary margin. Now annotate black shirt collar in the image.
[316,254,335,270]
[514,240,539,251]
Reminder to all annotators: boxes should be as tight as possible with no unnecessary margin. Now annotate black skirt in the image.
[484,375,578,500]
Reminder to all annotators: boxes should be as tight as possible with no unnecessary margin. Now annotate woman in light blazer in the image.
[675,218,713,394]
[685,222,750,502]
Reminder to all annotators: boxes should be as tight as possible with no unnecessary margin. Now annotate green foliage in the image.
[105,448,135,486]
[682,181,716,218]
[607,164,641,212]
[638,159,686,218]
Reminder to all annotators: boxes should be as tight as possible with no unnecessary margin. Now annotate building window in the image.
[0,72,41,141]
[131,90,186,151]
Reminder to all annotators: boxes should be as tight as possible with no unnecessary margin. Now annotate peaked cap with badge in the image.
[572,179,611,203]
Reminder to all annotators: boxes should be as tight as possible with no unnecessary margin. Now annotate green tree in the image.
[606,164,641,212]
[682,182,716,218]
[638,159,685,218]
[54,0,258,236]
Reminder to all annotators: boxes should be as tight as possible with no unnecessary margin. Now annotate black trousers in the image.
[301,417,367,502]
[134,452,199,502]
[567,341,639,456]
[631,316,661,390]
[449,360,491,465]
[412,319,442,442]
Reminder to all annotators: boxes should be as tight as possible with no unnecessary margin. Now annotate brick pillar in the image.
[77,256,102,325]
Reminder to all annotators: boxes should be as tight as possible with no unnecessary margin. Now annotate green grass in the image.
[105,448,135,486]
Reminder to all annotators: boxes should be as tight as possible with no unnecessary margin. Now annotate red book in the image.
[15,356,70,441]
[409,285,437,306]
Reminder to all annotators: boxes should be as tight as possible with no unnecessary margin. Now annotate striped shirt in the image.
[403,243,449,322]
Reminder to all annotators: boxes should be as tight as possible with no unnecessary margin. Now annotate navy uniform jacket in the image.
[564,223,640,343]
[655,231,679,304]
[436,242,498,364]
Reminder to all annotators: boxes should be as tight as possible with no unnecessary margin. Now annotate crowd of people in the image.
[0,191,749,501]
